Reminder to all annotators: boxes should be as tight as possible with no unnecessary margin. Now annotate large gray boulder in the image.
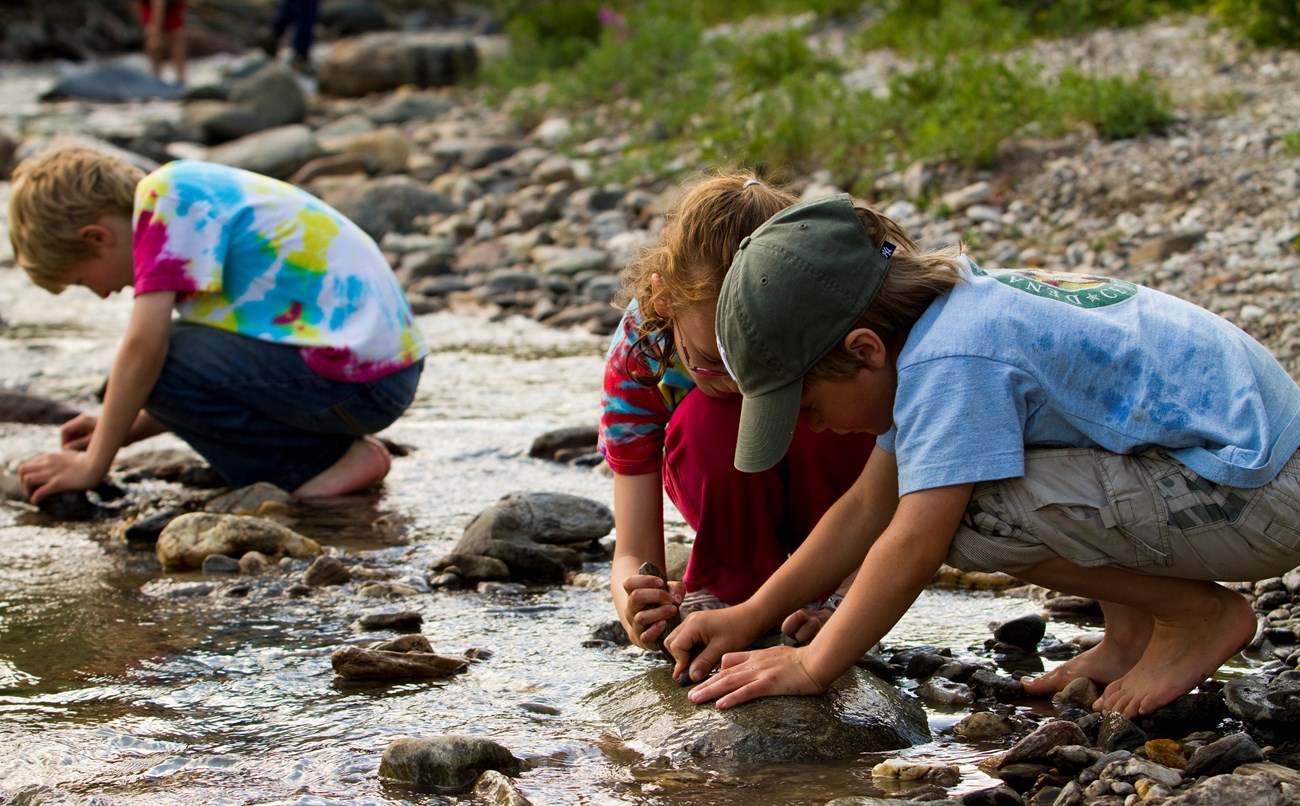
[452,491,613,582]
[317,32,479,98]
[585,665,930,764]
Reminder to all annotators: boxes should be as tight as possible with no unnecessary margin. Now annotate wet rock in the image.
[992,614,1046,652]
[379,736,519,794]
[428,553,510,583]
[953,711,1017,741]
[304,555,352,587]
[915,677,973,708]
[370,634,433,653]
[37,489,103,521]
[330,645,469,680]
[1095,712,1146,752]
[472,769,532,806]
[967,669,1024,703]
[1183,731,1264,778]
[317,32,479,98]
[528,425,599,462]
[356,610,423,632]
[998,720,1088,767]
[0,390,80,424]
[636,561,679,654]
[123,509,185,547]
[584,665,929,764]
[872,758,960,786]
[453,491,613,582]
[202,554,241,574]
[156,512,321,570]
[114,449,219,486]
[238,551,269,574]
[204,482,293,515]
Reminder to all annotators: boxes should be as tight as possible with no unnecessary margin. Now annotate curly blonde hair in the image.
[618,169,797,384]
[8,142,142,293]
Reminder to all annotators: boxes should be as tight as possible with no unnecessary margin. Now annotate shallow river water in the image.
[0,259,1103,805]
[0,56,1123,805]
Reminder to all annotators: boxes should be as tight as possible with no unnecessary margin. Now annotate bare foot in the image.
[1021,601,1153,697]
[293,436,391,498]
[1094,586,1258,718]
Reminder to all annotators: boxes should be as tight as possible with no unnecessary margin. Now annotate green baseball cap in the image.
[716,193,892,472]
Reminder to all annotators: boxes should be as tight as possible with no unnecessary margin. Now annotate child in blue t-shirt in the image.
[668,193,1300,719]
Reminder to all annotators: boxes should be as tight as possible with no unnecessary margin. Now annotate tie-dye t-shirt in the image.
[598,303,694,475]
[132,160,427,382]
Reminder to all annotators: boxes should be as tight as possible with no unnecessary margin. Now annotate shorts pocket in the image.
[1092,451,1173,567]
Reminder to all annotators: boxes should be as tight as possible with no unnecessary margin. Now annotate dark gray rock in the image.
[0,390,80,424]
[356,610,423,632]
[228,63,308,129]
[326,175,459,239]
[584,665,929,764]
[379,735,520,794]
[1184,731,1264,779]
[992,613,1046,652]
[452,491,613,582]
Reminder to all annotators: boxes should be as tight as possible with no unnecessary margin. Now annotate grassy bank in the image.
[474,0,1297,195]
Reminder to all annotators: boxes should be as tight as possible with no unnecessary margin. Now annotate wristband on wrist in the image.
[822,593,845,612]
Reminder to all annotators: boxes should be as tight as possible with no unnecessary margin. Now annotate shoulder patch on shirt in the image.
[974,266,1138,308]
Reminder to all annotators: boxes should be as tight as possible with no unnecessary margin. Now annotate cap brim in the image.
[734,377,803,473]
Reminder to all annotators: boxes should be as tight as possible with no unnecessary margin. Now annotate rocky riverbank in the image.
[1,6,1299,805]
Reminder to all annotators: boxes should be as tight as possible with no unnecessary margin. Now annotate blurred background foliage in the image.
[475,0,1298,192]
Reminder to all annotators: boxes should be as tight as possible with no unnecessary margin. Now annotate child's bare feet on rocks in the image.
[1021,601,1152,697]
[294,436,392,498]
[1093,586,1257,718]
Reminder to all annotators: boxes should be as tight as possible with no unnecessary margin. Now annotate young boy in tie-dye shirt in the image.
[10,144,427,501]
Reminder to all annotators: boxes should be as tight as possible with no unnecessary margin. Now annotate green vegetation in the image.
[1284,131,1300,156]
[475,0,1289,190]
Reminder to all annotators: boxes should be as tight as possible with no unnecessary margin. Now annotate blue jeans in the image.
[143,323,423,491]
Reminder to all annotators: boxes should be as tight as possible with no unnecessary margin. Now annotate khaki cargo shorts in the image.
[947,447,1300,582]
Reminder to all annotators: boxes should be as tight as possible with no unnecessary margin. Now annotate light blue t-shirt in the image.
[877,260,1300,495]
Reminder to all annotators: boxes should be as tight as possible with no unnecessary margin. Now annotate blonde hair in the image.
[619,169,797,384]
[806,203,966,383]
[8,143,143,293]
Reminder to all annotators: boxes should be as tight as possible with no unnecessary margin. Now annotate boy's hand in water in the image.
[621,573,683,650]
[664,605,764,684]
[60,413,99,451]
[19,451,104,504]
[686,645,828,709]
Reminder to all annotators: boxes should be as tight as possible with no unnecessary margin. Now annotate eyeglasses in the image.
[675,324,733,379]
